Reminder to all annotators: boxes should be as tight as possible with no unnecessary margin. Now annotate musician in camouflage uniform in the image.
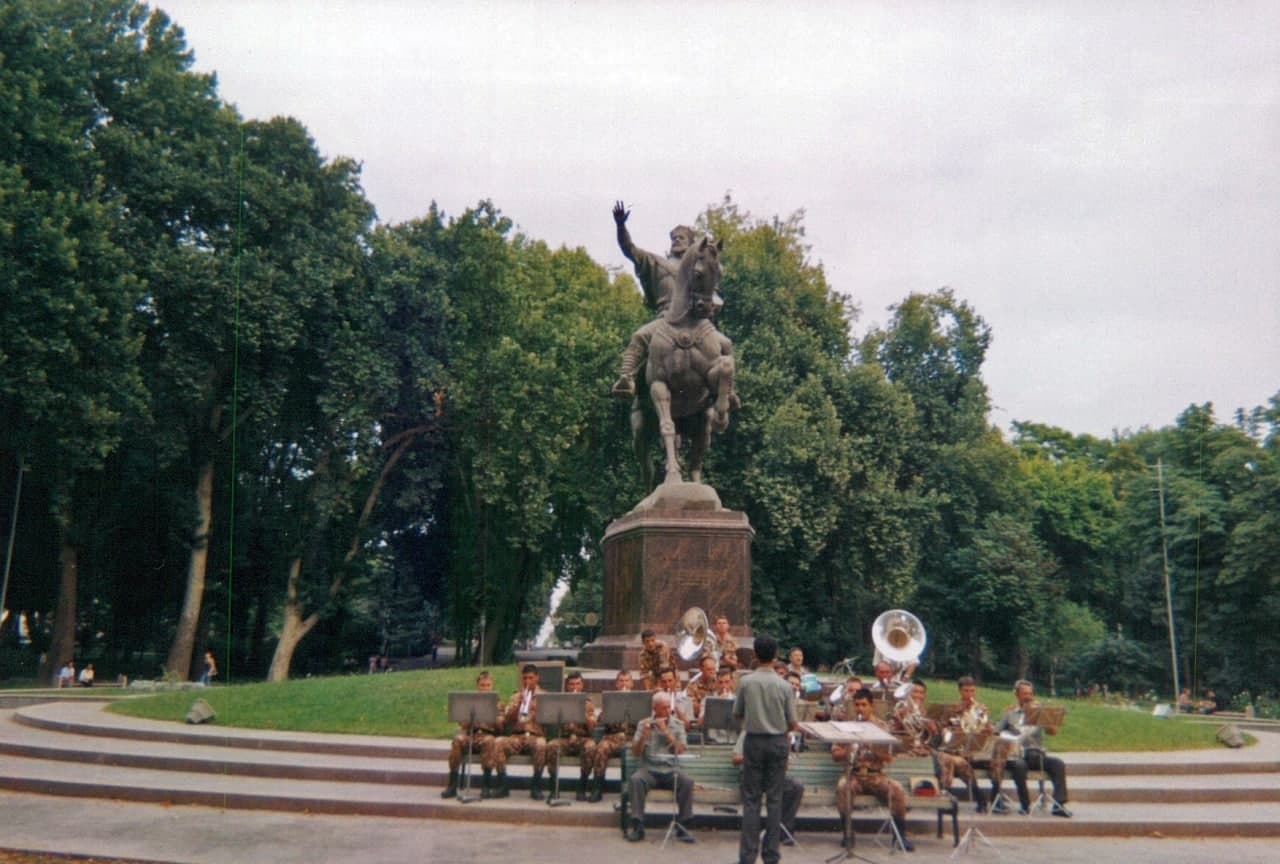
[487,664,549,799]
[713,615,739,671]
[829,676,864,721]
[894,680,982,810]
[590,669,637,802]
[684,654,718,728]
[951,676,1021,813]
[638,628,672,690]
[830,688,913,852]
[442,670,502,798]
[546,671,598,801]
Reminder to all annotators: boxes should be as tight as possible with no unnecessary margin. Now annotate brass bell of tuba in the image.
[872,609,927,699]
[674,606,718,665]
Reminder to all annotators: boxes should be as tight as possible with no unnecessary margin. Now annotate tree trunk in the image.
[266,557,319,681]
[42,535,78,686]
[165,458,213,680]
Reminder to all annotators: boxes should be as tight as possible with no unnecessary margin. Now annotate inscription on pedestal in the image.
[579,507,753,671]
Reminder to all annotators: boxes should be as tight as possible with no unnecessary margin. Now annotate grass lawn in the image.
[110,667,519,738]
[107,669,1237,750]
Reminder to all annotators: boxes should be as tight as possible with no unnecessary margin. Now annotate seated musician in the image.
[704,667,739,744]
[869,659,904,703]
[732,730,804,846]
[442,669,501,799]
[713,666,738,697]
[829,676,864,721]
[685,654,719,728]
[948,675,1021,813]
[657,666,695,727]
[590,669,636,802]
[829,688,913,852]
[713,614,739,672]
[996,680,1070,817]
[893,681,982,810]
[786,646,808,676]
[547,671,597,801]
[638,628,672,690]
[625,691,696,844]
[486,663,548,800]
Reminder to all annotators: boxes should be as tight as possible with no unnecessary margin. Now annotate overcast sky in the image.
[156,0,1279,439]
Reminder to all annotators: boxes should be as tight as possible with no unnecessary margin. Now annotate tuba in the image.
[872,609,927,699]
[675,607,719,669]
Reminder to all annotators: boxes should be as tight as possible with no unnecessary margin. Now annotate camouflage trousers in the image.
[934,750,976,790]
[593,731,629,780]
[486,732,547,771]
[547,734,597,779]
[972,738,1018,786]
[448,731,496,771]
[837,771,907,821]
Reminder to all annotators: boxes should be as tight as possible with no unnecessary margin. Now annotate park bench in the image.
[620,744,961,845]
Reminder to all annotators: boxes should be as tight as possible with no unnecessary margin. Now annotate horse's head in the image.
[671,235,722,322]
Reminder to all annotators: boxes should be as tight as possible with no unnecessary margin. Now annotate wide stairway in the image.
[2,697,1279,839]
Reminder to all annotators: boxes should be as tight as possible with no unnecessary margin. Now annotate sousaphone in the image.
[675,606,718,666]
[872,609,927,699]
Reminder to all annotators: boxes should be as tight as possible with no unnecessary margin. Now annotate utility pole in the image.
[1156,459,1181,701]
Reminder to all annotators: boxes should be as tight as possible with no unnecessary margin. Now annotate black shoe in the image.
[1052,805,1072,818]
[1018,807,1030,816]
[990,800,1010,815]
[625,823,645,843]
[674,826,696,844]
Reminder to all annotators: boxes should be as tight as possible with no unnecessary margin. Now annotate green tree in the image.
[441,204,639,663]
[0,0,167,682]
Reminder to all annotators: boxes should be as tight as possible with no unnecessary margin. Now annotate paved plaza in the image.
[2,791,1278,864]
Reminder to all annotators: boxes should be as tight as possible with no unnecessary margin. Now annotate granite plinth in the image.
[577,495,753,672]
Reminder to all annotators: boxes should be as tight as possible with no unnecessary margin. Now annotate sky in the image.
[155,0,1280,439]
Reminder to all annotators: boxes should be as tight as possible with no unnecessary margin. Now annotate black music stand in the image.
[603,691,655,828]
[602,690,655,727]
[446,691,499,804]
[538,692,588,807]
[529,660,565,693]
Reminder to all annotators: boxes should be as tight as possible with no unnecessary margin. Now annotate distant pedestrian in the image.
[733,634,797,864]
[198,650,217,685]
[77,663,95,687]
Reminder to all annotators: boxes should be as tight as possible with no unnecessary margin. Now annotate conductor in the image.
[733,634,798,864]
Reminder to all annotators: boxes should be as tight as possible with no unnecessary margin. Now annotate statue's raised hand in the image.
[613,200,630,227]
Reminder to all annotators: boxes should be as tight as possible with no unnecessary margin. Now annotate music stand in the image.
[602,690,655,727]
[446,692,499,804]
[529,660,565,693]
[537,692,588,807]
[659,753,699,851]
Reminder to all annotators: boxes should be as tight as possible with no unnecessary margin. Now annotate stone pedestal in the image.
[577,484,754,672]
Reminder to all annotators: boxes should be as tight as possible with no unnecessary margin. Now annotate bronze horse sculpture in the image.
[630,235,737,488]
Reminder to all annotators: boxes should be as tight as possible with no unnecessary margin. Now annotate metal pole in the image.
[1,457,25,636]
[1156,459,1181,701]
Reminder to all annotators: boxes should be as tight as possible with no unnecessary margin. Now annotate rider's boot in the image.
[587,773,604,803]
[530,768,545,800]
[611,344,642,398]
[441,768,459,799]
[493,769,511,799]
[480,768,494,799]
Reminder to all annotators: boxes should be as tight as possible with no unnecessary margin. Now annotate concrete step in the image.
[6,700,1280,838]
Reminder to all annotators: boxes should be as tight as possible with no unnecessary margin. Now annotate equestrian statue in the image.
[611,201,738,490]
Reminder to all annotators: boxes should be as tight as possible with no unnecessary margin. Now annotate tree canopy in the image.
[1,2,1276,704]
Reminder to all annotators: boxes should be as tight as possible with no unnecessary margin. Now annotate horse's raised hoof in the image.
[611,376,635,399]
